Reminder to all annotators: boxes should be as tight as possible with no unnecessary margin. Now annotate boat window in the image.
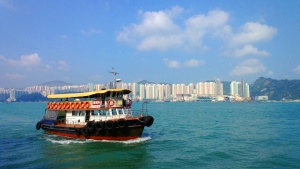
[99,110,107,116]
[118,109,124,115]
[117,92,123,98]
[72,111,79,116]
[91,110,99,116]
[112,92,117,97]
[80,111,86,116]
[112,109,117,115]
[106,92,110,98]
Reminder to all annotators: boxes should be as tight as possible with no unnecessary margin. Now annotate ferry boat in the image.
[36,71,154,141]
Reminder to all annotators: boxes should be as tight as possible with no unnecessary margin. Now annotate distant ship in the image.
[36,69,154,141]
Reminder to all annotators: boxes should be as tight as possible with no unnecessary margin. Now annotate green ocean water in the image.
[1,102,300,168]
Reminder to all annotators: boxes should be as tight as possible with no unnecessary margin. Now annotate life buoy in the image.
[108,100,115,107]
[60,102,65,109]
[52,103,56,109]
[65,102,70,109]
[105,120,115,130]
[117,119,126,128]
[85,101,90,109]
[70,102,75,109]
[57,103,62,109]
[47,103,51,109]
[75,102,81,109]
[80,102,85,109]
[36,122,42,130]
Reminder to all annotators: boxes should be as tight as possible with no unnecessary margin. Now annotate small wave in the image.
[44,135,90,145]
[95,136,152,144]
[43,134,151,145]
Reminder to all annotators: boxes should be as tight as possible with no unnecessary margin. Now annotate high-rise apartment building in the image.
[230,80,250,99]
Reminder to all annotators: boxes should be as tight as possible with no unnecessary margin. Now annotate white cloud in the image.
[293,65,300,74]
[183,59,204,67]
[117,6,183,51]
[117,8,230,51]
[117,7,277,57]
[164,58,204,68]
[164,58,181,68]
[230,59,266,76]
[57,60,69,71]
[2,53,41,67]
[185,9,230,49]
[0,53,51,71]
[229,22,277,47]
[233,45,270,57]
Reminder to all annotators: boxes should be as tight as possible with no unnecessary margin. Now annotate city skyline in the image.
[1,1,300,88]
[1,79,250,102]
[0,68,293,89]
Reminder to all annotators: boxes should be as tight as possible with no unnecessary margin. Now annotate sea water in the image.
[1,102,300,168]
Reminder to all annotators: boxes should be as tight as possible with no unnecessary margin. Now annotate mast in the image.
[110,68,119,89]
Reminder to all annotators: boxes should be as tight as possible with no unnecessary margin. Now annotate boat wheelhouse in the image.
[36,88,154,141]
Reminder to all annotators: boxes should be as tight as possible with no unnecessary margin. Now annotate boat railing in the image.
[128,101,149,117]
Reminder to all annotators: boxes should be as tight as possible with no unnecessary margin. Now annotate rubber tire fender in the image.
[95,122,105,133]
[117,119,126,128]
[105,120,115,130]
[36,122,42,130]
[81,126,90,136]
[144,116,154,127]
[86,121,95,133]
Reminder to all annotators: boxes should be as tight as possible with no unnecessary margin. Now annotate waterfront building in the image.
[230,81,240,96]
[230,80,250,101]
[215,79,223,96]
[255,96,268,101]
[139,84,145,100]
[0,89,9,102]
[1,79,227,102]
[88,83,94,92]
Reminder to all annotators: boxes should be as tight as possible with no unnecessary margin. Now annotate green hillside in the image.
[250,77,300,100]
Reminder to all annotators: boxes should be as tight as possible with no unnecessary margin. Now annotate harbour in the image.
[1,101,300,168]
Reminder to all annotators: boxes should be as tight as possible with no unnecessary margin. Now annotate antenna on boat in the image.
[110,67,121,89]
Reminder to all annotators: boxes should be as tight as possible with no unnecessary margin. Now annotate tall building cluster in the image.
[230,79,250,101]
[0,79,251,102]
[122,80,224,101]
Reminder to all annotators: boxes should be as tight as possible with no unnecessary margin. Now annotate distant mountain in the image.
[17,93,47,102]
[39,81,72,87]
[138,80,156,84]
[250,77,300,100]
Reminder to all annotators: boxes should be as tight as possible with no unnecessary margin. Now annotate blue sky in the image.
[0,0,300,88]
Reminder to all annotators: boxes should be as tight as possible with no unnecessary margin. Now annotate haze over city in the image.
[0,1,299,88]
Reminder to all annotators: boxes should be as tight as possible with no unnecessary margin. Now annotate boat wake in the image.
[97,136,152,144]
[44,134,91,145]
[43,134,151,145]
